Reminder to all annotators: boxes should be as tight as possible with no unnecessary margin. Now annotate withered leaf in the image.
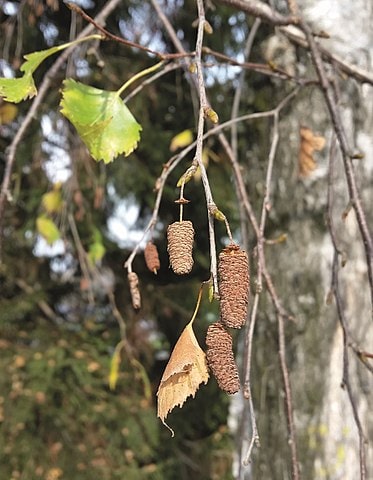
[298,126,326,177]
[157,320,209,435]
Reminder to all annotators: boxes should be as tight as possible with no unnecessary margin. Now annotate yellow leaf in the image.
[109,347,121,391]
[0,103,18,124]
[36,215,60,245]
[169,129,193,152]
[298,126,326,177]
[42,187,63,214]
[157,320,209,435]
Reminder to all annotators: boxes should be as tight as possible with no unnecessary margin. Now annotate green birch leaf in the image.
[0,35,102,103]
[42,189,63,214]
[0,74,36,103]
[0,44,71,102]
[88,241,106,265]
[36,216,61,245]
[60,79,142,163]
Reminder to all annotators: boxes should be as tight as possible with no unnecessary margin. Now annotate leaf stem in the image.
[189,284,204,325]
[116,61,165,97]
[55,33,104,52]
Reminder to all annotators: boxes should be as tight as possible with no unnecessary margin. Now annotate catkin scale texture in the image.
[167,220,194,275]
[206,322,240,394]
[128,272,141,309]
[218,244,249,328]
[144,242,160,273]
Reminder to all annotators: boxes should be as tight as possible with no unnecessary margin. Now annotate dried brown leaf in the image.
[298,126,326,177]
[157,321,209,435]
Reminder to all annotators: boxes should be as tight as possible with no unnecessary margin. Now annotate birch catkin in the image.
[206,322,240,394]
[218,244,250,328]
[167,220,194,275]
[128,272,141,309]
[144,242,160,274]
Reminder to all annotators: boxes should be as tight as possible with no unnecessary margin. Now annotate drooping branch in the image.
[66,2,193,61]
[217,0,373,86]
[218,0,298,25]
[299,21,373,316]
[326,139,368,480]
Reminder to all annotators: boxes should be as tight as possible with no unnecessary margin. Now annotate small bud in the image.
[203,106,219,124]
[213,208,226,222]
[177,165,197,187]
[189,63,197,74]
[167,221,194,275]
[206,322,240,394]
[204,20,213,34]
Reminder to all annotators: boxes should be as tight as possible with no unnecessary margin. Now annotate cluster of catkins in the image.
[206,244,250,394]
[128,218,250,395]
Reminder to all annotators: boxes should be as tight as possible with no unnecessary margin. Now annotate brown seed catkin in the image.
[206,322,240,394]
[144,242,160,274]
[167,220,194,275]
[128,272,141,309]
[218,244,249,328]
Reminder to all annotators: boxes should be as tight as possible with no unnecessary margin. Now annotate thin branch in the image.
[216,0,373,86]
[278,312,301,480]
[68,213,95,304]
[230,18,261,251]
[66,2,191,60]
[239,90,297,470]
[300,21,373,316]
[240,292,260,470]
[218,0,298,25]
[327,136,368,479]
[203,46,318,86]
[280,25,373,86]
[123,61,180,103]
[230,18,261,156]
[0,0,123,262]
[194,0,219,297]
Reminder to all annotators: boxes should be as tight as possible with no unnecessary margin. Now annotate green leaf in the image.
[0,74,36,103]
[36,216,60,245]
[42,188,63,214]
[60,79,142,163]
[88,241,106,265]
[0,34,102,103]
[109,347,121,391]
[0,44,69,102]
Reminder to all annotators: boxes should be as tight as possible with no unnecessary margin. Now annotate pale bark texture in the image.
[233,1,373,478]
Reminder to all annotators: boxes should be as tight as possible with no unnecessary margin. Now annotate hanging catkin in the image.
[144,242,160,274]
[128,272,141,309]
[218,244,249,328]
[206,322,240,394]
[167,220,194,275]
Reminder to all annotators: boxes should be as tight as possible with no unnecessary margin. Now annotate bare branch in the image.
[217,0,373,86]
[300,21,373,316]
[278,312,301,480]
[327,137,368,479]
[218,0,298,25]
[66,2,192,60]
